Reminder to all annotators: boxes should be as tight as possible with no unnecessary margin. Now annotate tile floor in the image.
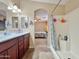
[23,38,54,59]
[23,48,34,59]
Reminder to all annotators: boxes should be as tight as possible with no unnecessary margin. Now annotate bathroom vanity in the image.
[0,32,30,59]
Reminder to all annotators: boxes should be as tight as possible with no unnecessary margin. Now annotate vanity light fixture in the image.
[13,5,18,10]
[12,9,17,13]
[8,0,22,13]
[17,9,21,13]
[8,5,22,13]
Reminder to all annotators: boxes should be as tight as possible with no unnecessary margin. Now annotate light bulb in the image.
[8,6,12,10]
[12,10,17,13]
[13,5,18,9]
[34,20,37,22]
[15,20,18,22]
[18,9,21,13]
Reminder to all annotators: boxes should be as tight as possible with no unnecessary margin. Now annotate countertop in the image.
[0,31,30,43]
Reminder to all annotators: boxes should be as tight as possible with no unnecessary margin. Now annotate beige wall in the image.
[64,0,79,59]
[65,0,79,14]
[35,21,47,32]
[64,7,79,59]
[21,0,65,16]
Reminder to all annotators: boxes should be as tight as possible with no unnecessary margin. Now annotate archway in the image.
[34,9,48,21]
[34,9,48,47]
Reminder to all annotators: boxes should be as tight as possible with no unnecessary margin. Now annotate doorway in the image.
[34,9,48,47]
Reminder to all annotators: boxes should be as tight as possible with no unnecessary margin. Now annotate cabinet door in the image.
[0,52,7,59]
[8,44,18,59]
[18,44,24,59]
[18,36,24,59]
[24,35,29,53]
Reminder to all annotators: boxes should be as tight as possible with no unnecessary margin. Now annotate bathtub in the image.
[56,51,79,59]
[50,46,60,59]
[50,46,79,59]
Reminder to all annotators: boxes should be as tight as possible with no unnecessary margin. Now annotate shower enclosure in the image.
[49,15,58,50]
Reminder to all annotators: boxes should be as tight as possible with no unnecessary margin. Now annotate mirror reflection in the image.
[12,17,18,28]
[21,17,29,29]
[0,2,7,31]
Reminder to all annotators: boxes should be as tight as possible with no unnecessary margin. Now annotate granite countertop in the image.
[0,31,29,43]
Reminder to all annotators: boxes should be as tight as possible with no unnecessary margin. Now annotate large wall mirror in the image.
[0,1,7,31]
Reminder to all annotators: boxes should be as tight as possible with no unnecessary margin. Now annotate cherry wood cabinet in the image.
[18,44,24,59]
[0,38,17,59]
[0,33,30,59]
[0,51,7,59]
[8,44,18,59]
[18,36,24,59]
[24,34,29,53]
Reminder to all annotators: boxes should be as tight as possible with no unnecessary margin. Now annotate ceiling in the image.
[32,0,69,5]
